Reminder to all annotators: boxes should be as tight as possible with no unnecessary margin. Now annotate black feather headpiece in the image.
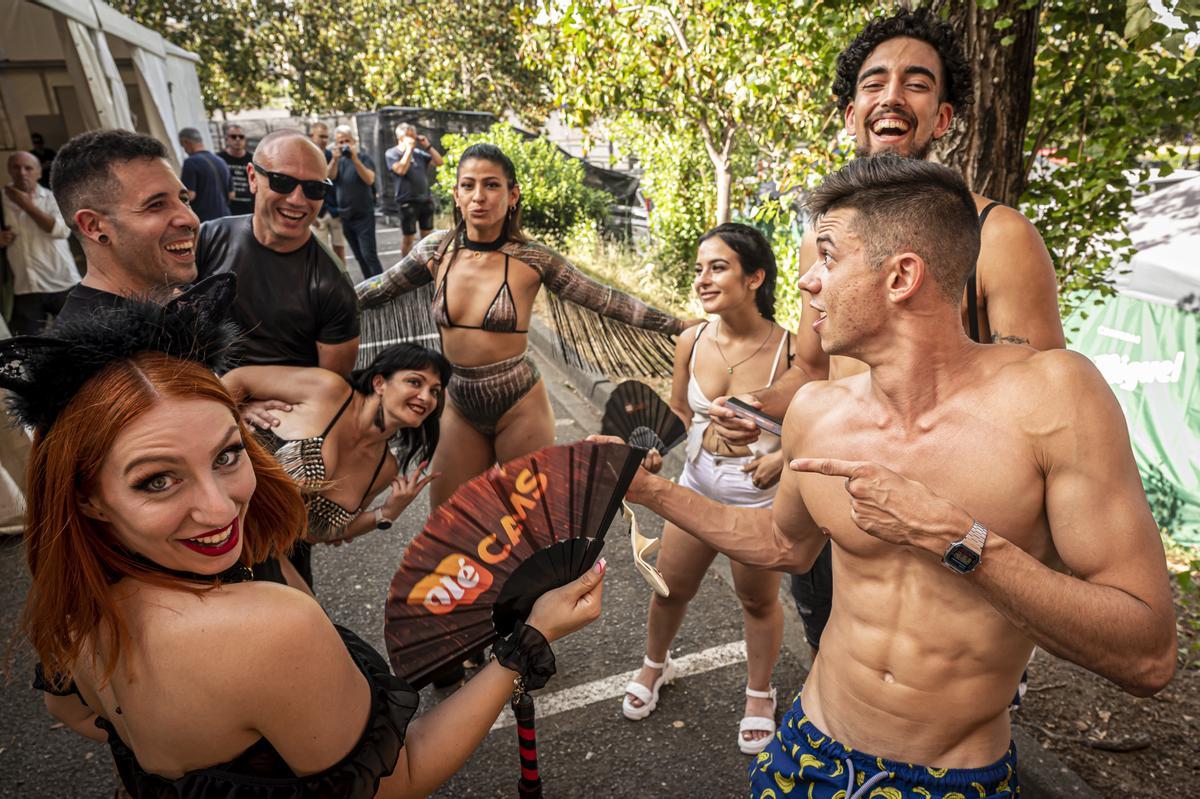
[0,275,239,432]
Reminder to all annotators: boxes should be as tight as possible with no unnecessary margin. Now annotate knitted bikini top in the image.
[261,391,388,541]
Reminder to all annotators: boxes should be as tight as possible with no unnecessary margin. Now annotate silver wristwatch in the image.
[942,520,988,574]
[374,507,394,530]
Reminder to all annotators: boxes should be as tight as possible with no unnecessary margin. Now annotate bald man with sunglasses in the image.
[195,129,361,589]
[196,130,359,378]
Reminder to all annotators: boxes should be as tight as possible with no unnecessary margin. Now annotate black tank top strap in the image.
[966,201,1003,344]
[357,446,392,511]
[978,201,1002,227]
[320,390,356,438]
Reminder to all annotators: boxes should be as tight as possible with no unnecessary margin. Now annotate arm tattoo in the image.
[991,332,1030,345]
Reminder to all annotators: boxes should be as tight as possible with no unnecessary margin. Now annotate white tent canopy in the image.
[0,0,208,166]
[1113,176,1200,306]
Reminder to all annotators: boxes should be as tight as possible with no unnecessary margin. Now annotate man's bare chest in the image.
[796,406,1053,563]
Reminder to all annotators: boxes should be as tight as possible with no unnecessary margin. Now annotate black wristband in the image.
[492,620,556,691]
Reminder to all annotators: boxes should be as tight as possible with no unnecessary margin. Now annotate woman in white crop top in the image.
[622,224,793,755]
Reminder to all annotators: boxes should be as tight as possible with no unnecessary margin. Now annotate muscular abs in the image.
[791,371,1058,768]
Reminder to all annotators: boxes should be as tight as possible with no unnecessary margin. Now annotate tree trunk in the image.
[714,160,732,224]
[927,0,1041,205]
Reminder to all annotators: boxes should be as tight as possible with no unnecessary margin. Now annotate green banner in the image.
[1067,294,1200,544]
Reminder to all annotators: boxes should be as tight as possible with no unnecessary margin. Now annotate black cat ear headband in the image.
[0,275,239,432]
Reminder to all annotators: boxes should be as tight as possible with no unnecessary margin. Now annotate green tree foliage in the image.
[435,124,610,247]
[113,0,273,113]
[1019,0,1200,316]
[119,0,545,118]
[524,1,870,226]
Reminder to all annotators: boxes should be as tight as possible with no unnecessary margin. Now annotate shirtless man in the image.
[713,9,1065,651]
[614,156,1175,796]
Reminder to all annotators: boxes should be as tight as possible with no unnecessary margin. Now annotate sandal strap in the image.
[643,654,669,670]
[738,716,777,733]
[745,685,776,700]
[624,679,653,704]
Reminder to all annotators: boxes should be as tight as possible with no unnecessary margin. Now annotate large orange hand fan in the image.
[385,440,641,688]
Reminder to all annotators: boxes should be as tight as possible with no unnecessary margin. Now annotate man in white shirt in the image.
[1,152,79,334]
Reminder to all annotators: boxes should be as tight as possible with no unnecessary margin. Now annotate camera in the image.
[340,145,352,157]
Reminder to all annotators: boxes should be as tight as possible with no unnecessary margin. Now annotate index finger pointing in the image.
[789,458,867,478]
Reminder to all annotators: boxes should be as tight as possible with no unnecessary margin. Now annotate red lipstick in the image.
[178,517,240,557]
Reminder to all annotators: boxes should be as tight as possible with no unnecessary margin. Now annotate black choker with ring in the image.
[122,550,254,585]
[461,232,507,252]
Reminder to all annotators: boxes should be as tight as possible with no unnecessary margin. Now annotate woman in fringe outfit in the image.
[356,143,694,514]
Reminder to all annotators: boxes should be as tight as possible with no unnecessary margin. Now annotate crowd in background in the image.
[0,120,443,337]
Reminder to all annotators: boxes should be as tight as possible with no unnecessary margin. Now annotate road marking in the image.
[489,639,748,731]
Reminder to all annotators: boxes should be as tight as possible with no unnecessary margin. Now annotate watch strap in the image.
[963,520,988,553]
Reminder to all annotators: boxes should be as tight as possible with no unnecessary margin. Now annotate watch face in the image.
[376,519,393,530]
[945,543,980,573]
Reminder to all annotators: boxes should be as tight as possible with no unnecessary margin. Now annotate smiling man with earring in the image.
[49,130,200,326]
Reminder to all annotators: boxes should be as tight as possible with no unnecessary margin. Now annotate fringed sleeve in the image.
[514,241,684,378]
[353,232,448,368]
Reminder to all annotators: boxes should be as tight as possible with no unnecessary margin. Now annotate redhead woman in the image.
[4,283,605,798]
[222,343,451,590]
[622,224,793,755]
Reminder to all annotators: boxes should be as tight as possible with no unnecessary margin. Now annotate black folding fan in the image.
[385,440,642,688]
[601,380,687,455]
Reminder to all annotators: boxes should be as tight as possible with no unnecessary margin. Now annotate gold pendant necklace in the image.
[714,320,774,374]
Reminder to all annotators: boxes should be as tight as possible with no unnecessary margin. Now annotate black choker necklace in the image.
[122,550,253,585]
[461,232,506,252]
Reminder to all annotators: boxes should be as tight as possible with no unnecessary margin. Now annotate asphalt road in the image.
[0,220,810,797]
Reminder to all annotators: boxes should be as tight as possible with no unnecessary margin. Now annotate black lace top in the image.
[33,557,419,798]
[97,626,416,798]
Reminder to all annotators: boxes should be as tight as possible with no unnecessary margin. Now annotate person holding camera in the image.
[385,123,443,256]
[328,125,383,279]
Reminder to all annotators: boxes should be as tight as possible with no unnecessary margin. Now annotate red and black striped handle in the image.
[513,691,543,798]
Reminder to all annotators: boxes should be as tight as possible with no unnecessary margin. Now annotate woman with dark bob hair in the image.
[622,223,793,755]
[223,343,452,589]
[4,279,605,797]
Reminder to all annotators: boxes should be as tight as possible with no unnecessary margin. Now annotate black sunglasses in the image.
[251,163,331,200]
[226,133,246,140]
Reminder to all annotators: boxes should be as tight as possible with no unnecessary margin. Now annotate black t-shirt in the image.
[385,145,433,202]
[181,151,232,223]
[333,153,377,221]
[217,151,255,216]
[196,216,359,367]
[53,284,130,327]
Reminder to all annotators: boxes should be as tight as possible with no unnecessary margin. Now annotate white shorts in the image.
[677,448,777,509]
[312,213,346,248]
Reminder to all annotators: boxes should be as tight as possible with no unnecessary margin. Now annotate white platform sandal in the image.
[622,655,676,720]
[738,685,778,755]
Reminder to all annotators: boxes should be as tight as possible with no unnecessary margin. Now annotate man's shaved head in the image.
[254,130,325,171]
[8,151,38,170]
[8,151,41,191]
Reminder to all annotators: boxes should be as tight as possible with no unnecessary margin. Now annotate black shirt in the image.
[196,216,359,367]
[181,151,232,222]
[54,284,130,326]
[216,151,255,216]
[385,145,433,202]
[333,153,377,221]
